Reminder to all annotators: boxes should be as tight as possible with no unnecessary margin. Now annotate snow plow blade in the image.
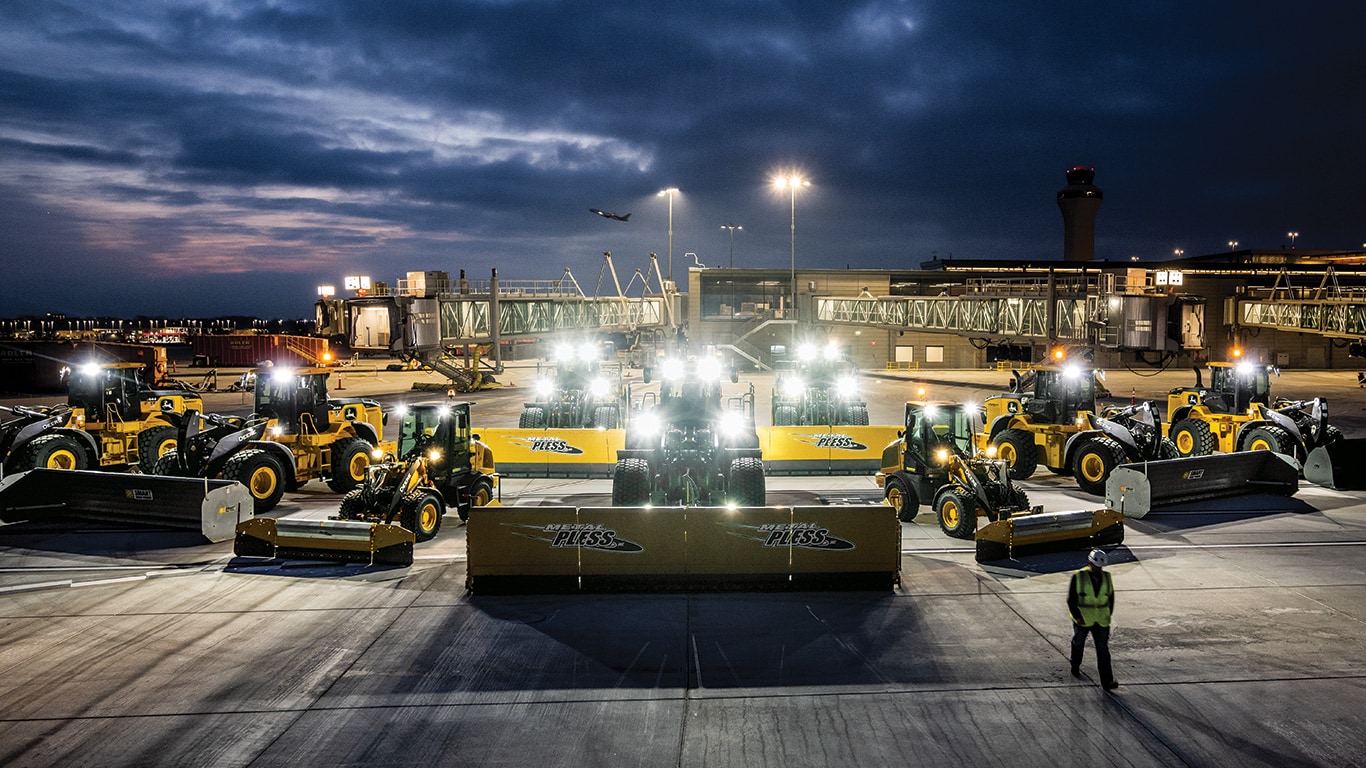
[1303,439,1366,490]
[475,428,623,478]
[233,517,415,566]
[1104,452,1299,519]
[0,469,251,542]
[760,425,902,475]
[975,508,1123,563]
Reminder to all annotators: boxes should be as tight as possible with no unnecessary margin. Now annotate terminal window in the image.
[700,275,790,319]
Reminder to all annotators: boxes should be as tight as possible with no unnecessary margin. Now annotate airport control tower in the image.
[1057,166,1103,262]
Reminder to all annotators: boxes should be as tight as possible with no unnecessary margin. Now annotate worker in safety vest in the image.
[1068,548,1118,691]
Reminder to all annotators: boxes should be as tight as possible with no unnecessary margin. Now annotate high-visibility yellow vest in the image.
[1072,568,1113,627]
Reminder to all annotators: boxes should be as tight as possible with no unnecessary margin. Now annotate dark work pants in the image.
[1070,623,1114,685]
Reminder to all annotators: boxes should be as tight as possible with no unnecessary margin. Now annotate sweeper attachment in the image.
[0,468,252,542]
[1104,450,1299,519]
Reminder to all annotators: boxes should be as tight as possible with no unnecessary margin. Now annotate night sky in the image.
[2,2,1361,318]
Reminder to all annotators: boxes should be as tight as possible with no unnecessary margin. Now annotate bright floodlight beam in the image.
[658,187,680,284]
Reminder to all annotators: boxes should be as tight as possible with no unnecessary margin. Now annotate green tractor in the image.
[771,341,869,426]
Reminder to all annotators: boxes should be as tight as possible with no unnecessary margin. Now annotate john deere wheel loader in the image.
[1067,400,1180,496]
[877,400,1123,560]
[977,364,1104,480]
[2,362,202,473]
[234,401,497,565]
[612,355,765,507]
[150,409,281,512]
[771,341,869,426]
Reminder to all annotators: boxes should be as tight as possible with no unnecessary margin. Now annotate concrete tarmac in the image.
[1,365,1365,766]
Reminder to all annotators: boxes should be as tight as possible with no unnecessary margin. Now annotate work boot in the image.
[1071,667,1081,678]
[1103,680,1120,691]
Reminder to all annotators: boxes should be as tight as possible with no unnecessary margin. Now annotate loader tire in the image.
[1241,424,1295,456]
[1170,419,1215,456]
[151,449,186,477]
[885,476,918,522]
[460,476,494,522]
[401,490,444,542]
[1072,436,1126,497]
[338,489,367,521]
[1158,437,1181,460]
[18,434,89,471]
[845,404,870,426]
[224,449,286,514]
[994,429,1038,480]
[612,458,651,505]
[773,405,799,427]
[137,426,178,474]
[935,488,978,540]
[326,438,372,493]
[1009,487,1031,518]
[519,407,546,429]
[592,405,620,430]
[727,457,766,506]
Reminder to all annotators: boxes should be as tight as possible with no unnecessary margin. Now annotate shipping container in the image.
[0,341,165,394]
[190,334,332,367]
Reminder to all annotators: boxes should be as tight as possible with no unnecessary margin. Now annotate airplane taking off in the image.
[590,209,631,221]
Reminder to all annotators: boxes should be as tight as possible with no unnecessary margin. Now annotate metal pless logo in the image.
[511,436,584,455]
[792,433,868,451]
[543,523,643,552]
[748,522,855,551]
[1182,468,1205,480]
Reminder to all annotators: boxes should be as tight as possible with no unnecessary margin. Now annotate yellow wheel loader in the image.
[234,401,496,565]
[976,364,1104,480]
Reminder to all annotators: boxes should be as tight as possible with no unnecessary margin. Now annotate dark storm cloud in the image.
[0,0,1362,316]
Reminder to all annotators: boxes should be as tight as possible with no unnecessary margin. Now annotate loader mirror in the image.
[642,367,653,384]
[729,367,739,384]
[472,432,480,441]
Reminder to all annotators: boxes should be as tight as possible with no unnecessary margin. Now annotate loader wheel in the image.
[460,477,494,521]
[1158,437,1181,460]
[151,449,185,477]
[519,407,546,429]
[994,429,1038,480]
[1241,424,1295,456]
[845,404,870,426]
[885,477,918,522]
[773,405,799,427]
[727,457,766,506]
[935,488,978,540]
[1072,436,1127,497]
[137,426,178,474]
[1170,419,1215,456]
[1009,487,1031,518]
[1321,424,1344,447]
[592,405,621,430]
[612,458,651,505]
[338,489,367,521]
[19,434,89,471]
[401,490,443,542]
[224,449,286,514]
[326,438,372,493]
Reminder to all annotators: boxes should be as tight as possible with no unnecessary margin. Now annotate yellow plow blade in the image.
[975,508,1123,563]
[234,517,415,566]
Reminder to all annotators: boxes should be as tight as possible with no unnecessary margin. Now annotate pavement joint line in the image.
[0,579,72,594]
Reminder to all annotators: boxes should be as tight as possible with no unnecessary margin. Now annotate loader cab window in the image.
[1212,366,1270,411]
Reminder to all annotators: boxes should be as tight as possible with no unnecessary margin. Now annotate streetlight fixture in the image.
[773,173,810,343]
[1174,249,1184,258]
[1228,240,1239,251]
[657,187,679,285]
[1288,231,1299,249]
[720,224,743,268]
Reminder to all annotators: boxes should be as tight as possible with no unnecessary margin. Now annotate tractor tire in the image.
[1241,424,1295,456]
[137,425,179,474]
[18,434,89,471]
[884,476,919,522]
[727,457,766,506]
[994,429,1038,480]
[519,407,546,429]
[1320,424,1344,447]
[1072,436,1127,497]
[401,490,444,542]
[935,488,978,540]
[591,405,621,430]
[845,404,870,426]
[337,489,367,520]
[1010,486,1031,516]
[1170,419,1215,456]
[612,458,651,505]
[460,476,495,522]
[1158,437,1181,460]
[151,449,185,477]
[773,405,799,427]
[223,449,286,514]
[326,437,373,493]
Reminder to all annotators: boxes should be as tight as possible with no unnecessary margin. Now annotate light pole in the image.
[658,187,679,284]
[1228,240,1239,251]
[774,174,809,344]
[721,224,742,268]
[1288,231,1299,249]
[1174,248,1184,258]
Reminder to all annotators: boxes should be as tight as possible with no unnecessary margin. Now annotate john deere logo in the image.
[758,522,855,550]
[793,433,868,451]
[1007,401,1020,414]
[543,523,642,552]
[513,436,585,455]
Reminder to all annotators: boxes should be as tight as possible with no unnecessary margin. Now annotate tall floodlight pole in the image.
[658,187,679,284]
[774,174,809,346]
[721,224,743,268]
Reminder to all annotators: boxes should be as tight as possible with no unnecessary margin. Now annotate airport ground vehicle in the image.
[150,409,282,512]
[1067,400,1180,496]
[1167,362,1338,459]
[1,362,201,473]
[876,400,1123,560]
[612,356,765,506]
[519,341,623,429]
[771,342,869,426]
[977,365,1102,480]
[235,402,496,564]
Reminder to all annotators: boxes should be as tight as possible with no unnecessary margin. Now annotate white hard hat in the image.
[1088,548,1108,567]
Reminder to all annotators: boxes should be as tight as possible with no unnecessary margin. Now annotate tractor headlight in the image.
[1063,365,1080,380]
[1236,361,1254,376]
[588,378,610,398]
[636,412,661,435]
[824,342,840,360]
[80,363,102,378]
[371,448,384,459]
[534,379,555,398]
[660,358,685,381]
[697,356,722,381]
[579,342,599,361]
[719,411,745,437]
[836,375,858,398]
[428,450,442,463]
[797,343,817,362]
[985,445,997,458]
[393,404,408,417]
[270,425,284,436]
[935,448,949,464]
[781,376,805,397]
[554,343,575,362]
[272,368,295,384]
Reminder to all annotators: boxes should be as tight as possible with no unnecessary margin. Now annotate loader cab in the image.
[1026,366,1098,424]
[254,367,332,435]
[1206,362,1273,413]
[396,402,472,468]
[906,402,978,462]
[66,362,144,423]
